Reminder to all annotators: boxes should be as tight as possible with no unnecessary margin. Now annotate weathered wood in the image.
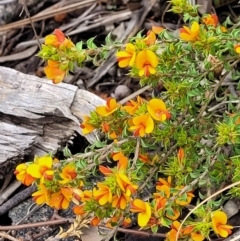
[0,66,105,178]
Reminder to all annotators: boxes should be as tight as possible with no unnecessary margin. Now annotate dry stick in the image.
[0,232,20,241]
[20,0,41,49]
[0,218,73,231]
[176,180,240,241]
[0,184,36,216]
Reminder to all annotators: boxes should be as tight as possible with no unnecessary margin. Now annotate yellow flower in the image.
[93,183,112,205]
[45,29,74,49]
[32,183,50,205]
[112,151,128,170]
[14,163,36,186]
[143,30,156,46]
[27,156,54,183]
[44,60,66,84]
[212,211,233,238]
[182,225,205,241]
[49,187,72,209]
[152,25,164,34]
[112,193,130,210]
[73,204,86,216]
[115,173,138,196]
[129,114,154,137]
[96,97,120,116]
[135,50,158,77]
[147,98,171,121]
[180,21,200,41]
[202,14,218,27]
[167,221,181,241]
[59,164,77,184]
[116,43,136,68]
[130,199,151,227]
[80,116,95,134]
[123,96,143,115]
[234,44,240,54]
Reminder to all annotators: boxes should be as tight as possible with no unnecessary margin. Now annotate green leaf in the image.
[105,32,113,45]
[63,146,72,157]
[86,37,97,49]
[76,41,83,50]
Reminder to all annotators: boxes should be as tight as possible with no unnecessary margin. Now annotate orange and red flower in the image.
[130,199,151,227]
[32,183,51,205]
[93,183,112,205]
[234,44,240,54]
[59,164,77,184]
[202,14,219,27]
[27,156,54,183]
[147,98,171,121]
[80,116,95,135]
[96,97,120,116]
[45,29,74,49]
[49,187,73,209]
[135,50,158,77]
[116,43,136,68]
[180,21,200,41]
[129,114,154,137]
[212,211,233,238]
[44,60,66,84]
[14,163,36,186]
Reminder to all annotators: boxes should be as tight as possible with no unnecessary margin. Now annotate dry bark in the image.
[0,66,104,179]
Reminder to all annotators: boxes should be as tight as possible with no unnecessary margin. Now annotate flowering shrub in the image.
[15,0,240,240]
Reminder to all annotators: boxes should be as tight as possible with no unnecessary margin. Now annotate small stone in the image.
[223,199,239,219]
[114,85,131,100]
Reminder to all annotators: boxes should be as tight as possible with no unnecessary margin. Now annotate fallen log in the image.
[0,66,104,179]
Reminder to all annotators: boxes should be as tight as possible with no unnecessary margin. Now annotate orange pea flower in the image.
[81,190,93,202]
[99,165,113,176]
[157,176,172,188]
[116,43,136,68]
[153,193,167,210]
[112,151,128,170]
[135,50,158,77]
[45,29,74,49]
[112,193,130,209]
[180,21,200,41]
[91,216,101,226]
[177,147,185,163]
[129,114,154,137]
[167,221,181,241]
[96,97,120,116]
[202,14,218,27]
[130,199,151,227]
[14,163,36,186]
[211,211,233,238]
[44,60,66,84]
[234,44,240,54]
[80,116,95,135]
[73,204,86,216]
[123,96,143,115]
[152,25,164,34]
[143,30,156,46]
[59,164,77,184]
[115,173,138,196]
[32,183,51,205]
[49,187,72,209]
[27,156,54,183]
[93,183,112,205]
[147,98,171,121]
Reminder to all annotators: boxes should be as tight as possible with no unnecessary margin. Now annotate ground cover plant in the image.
[14,0,240,240]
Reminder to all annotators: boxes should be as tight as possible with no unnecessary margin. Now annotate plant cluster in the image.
[15,0,240,240]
